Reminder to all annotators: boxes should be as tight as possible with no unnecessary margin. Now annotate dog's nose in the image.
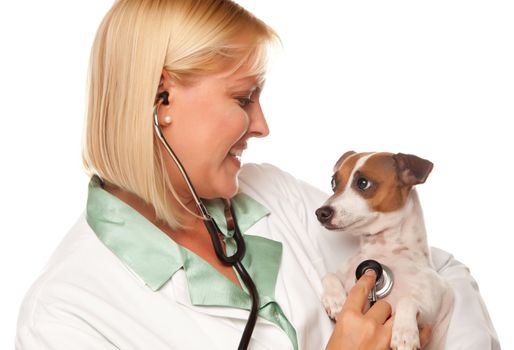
[315,206,334,224]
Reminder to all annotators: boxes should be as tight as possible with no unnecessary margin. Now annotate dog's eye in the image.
[331,175,337,192]
[357,177,371,190]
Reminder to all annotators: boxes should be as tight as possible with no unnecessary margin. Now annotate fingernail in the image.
[365,269,376,277]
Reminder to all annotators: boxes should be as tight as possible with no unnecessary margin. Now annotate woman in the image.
[16,0,499,349]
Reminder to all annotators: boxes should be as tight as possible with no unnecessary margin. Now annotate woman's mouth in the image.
[228,147,243,161]
[227,146,245,168]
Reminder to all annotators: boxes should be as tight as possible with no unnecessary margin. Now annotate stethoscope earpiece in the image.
[158,91,170,105]
[355,259,394,306]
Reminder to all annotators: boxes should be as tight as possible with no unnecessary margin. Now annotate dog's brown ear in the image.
[333,151,356,172]
[393,153,433,186]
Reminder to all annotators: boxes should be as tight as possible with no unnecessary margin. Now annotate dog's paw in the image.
[390,320,420,350]
[321,290,346,320]
[321,273,346,320]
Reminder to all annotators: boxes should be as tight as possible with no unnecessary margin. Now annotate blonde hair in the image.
[82,0,278,229]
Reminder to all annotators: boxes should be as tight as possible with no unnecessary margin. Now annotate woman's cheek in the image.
[232,110,250,138]
[216,110,248,144]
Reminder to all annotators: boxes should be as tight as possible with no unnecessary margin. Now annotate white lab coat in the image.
[15,163,500,349]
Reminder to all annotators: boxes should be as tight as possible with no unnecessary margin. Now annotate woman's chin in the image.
[218,159,241,198]
[220,180,239,199]
[203,175,239,200]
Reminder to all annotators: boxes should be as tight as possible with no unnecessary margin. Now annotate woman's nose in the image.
[248,103,269,138]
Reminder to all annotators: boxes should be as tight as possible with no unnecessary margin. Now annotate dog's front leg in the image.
[391,297,421,350]
[321,271,346,320]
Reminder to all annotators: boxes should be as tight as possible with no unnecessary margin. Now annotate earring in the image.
[163,115,173,125]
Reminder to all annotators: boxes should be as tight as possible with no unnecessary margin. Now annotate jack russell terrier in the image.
[316,151,454,350]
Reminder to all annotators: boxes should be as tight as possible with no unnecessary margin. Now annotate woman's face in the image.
[158,61,269,204]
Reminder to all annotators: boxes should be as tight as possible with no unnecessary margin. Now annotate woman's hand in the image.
[325,270,433,350]
[325,270,393,349]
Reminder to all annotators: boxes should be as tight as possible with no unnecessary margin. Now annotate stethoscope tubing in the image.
[152,103,211,220]
[153,102,259,349]
[234,259,259,350]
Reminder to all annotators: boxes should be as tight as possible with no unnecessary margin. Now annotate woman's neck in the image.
[102,181,241,288]
[101,181,200,231]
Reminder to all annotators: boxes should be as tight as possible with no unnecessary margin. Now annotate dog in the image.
[316,151,454,350]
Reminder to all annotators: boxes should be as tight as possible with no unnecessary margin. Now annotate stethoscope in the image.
[153,92,395,348]
[355,259,394,307]
[153,92,259,350]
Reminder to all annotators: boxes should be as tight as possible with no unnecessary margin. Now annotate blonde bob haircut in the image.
[82,0,278,230]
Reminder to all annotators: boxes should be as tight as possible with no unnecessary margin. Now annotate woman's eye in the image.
[357,177,371,190]
[236,97,254,108]
[331,175,337,192]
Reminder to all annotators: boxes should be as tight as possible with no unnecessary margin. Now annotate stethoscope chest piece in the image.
[355,259,394,306]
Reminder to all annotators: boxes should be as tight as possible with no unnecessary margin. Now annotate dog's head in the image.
[315,151,433,236]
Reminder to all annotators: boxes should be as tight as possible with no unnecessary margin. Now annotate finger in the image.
[383,317,393,330]
[377,317,393,349]
[342,269,376,313]
[364,299,392,324]
[420,324,432,348]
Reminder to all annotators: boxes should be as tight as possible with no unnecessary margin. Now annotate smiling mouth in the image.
[228,143,247,160]
[228,148,243,161]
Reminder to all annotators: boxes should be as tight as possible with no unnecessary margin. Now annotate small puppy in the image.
[316,151,454,350]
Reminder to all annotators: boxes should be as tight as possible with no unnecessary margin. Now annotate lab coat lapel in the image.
[171,269,254,321]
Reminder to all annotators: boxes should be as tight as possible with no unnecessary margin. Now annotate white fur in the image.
[321,158,454,350]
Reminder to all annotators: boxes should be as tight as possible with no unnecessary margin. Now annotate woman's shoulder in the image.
[237,163,302,211]
[238,162,330,209]
[15,212,139,348]
[20,213,97,291]
[239,162,289,182]
[239,162,313,196]
[16,213,130,329]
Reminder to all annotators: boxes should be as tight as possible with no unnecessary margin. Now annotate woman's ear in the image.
[155,69,176,124]
[156,69,177,106]
[158,68,175,94]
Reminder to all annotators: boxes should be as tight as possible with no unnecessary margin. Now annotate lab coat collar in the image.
[85,175,296,349]
[203,195,271,238]
[85,174,272,291]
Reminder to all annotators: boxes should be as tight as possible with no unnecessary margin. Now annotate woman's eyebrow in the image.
[232,75,265,88]
[228,83,258,93]
[227,77,266,96]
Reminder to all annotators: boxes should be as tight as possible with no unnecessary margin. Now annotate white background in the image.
[1,0,512,348]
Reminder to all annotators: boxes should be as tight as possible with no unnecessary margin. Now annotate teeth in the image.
[229,148,243,158]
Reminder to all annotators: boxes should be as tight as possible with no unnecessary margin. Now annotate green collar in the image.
[85,175,297,349]
[85,175,272,291]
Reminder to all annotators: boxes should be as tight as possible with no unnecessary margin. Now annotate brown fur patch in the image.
[376,232,387,245]
[333,151,356,173]
[354,152,411,212]
[334,152,373,194]
[363,233,386,245]
[392,246,409,254]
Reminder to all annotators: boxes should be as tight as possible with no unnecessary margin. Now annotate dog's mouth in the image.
[323,218,364,231]
[323,224,343,231]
